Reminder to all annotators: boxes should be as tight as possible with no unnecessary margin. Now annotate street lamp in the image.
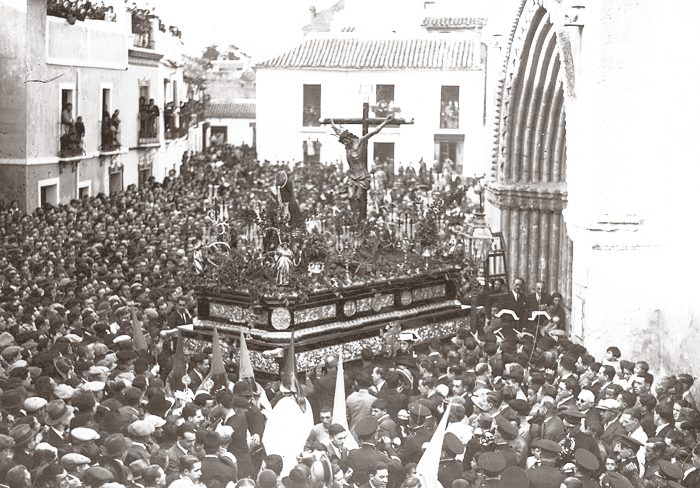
[466,212,494,333]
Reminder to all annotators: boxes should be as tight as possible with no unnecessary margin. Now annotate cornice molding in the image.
[486,181,568,212]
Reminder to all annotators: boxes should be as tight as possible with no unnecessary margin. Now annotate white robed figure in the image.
[261,332,314,476]
[262,388,314,476]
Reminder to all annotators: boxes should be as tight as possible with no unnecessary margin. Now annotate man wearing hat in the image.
[476,451,507,488]
[10,423,39,467]
[83,466,116,488]
[526,439,566,488]
[346,417,403,488]
[614,435,644,487]
[396,403,435,465]
[598,399,626,454]
[559,409,602,468]
[223,393,256,480]
[61,453,91,483]
[125,420,155,464]
[100,433,131,484]
[572,449,601,488]
[493,416,521,468]
[438,432,464,488]
[44,399,74,449]
[231,381,267,473]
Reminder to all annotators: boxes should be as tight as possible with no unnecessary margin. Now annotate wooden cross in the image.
[321,102,414,220]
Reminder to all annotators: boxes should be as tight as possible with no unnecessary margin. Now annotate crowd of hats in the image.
[0,144,699,488]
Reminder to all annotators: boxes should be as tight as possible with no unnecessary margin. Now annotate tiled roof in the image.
[257,38,478,70]
[206,102,256,119]
[421,17,487,28]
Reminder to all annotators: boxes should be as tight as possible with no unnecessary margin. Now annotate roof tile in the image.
[257,38,479,70]
[206,102,256,119]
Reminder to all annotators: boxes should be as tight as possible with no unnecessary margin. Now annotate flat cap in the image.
[127,420,155,437]
[1,345,21,360]
[71,427,100,442]
[24,396,48,412]
[84,466,115,483]
[61,453,91,467]
[355,417,379,437]
[597,399,622,411]
[143,415,166,428]
[559,408,586,420]
[0,434,14,450]
[54,384,75,400]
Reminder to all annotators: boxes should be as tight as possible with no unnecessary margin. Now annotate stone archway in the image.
[486,0,574,303]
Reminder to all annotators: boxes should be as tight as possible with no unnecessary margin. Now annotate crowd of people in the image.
[0,145,696,488]
[60,103,86,159]
[48,0,117,22]
[101,111,122,152]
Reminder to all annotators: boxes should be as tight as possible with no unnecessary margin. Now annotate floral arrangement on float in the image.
[181,167,489,310]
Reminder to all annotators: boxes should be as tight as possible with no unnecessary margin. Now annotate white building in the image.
[206,102,256,147]
[256,33,486,175]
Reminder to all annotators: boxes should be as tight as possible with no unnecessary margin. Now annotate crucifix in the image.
[321,102,414,222]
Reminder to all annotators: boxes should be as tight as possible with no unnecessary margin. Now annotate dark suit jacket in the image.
[377,389,407,420]
[525,292,550,331]
[438,459,463,488]
[166,442,190,485]
[347,444,403,487]
[201,454,238,485]
[600,420,627,454]
[655,423,674,439]
[501,291,527,330]
[167,310,192,329]
[584,408,604,437]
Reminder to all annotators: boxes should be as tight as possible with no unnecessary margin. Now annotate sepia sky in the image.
[148,0,332,60]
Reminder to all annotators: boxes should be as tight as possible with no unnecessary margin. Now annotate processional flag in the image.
[415,401,453,488]
[332,349,359,450]
[167,330,187,393]
[130,305,148,358]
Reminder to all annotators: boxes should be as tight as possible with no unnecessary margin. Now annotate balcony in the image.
[59,122,85,159]
[440,101,459,129]
[371,102,402,119]
[138,112,160,147]
[99,119,122,154]
[131,13,154,49]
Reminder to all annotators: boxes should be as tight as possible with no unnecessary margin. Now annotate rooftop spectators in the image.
[47,0,116,22]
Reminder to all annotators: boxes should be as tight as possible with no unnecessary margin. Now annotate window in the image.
[302,85,321,127]
[434,134,464,174]
[440,86,459,129]
[59,86,82,157]
[173,80,179,106]
[375,85,395,117]
[78,181,91,200]
[60,88,75,133]
[102,88,111,116]
[39,177,60,208]
[138,169,152,188]
[139,85,150,104]
[303,139,321,164]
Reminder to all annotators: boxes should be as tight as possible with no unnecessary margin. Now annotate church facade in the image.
[485,0,700,378]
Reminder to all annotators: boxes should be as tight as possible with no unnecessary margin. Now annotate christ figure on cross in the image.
[330,114,395,221]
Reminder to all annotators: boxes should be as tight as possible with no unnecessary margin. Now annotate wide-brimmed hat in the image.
[44,399,74,426]
[282,466,312,488]
[10,423,39,448]
[0,389,24,411]
[101,433,129,458]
